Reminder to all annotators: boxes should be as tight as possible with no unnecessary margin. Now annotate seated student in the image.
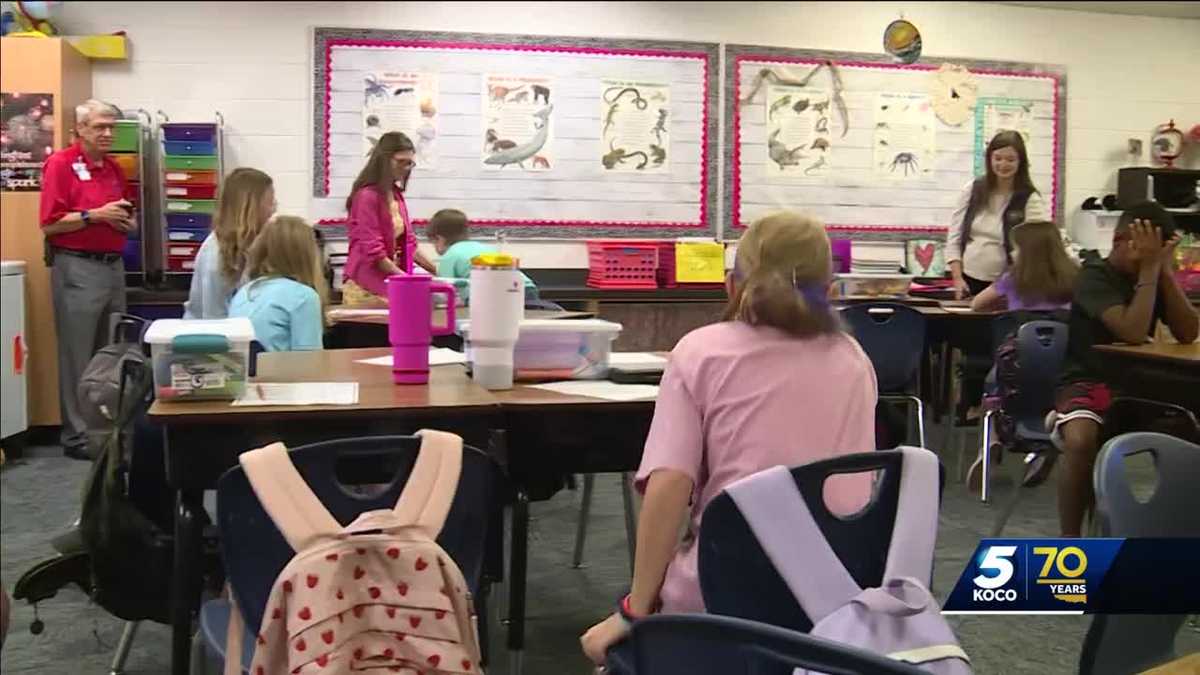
[183,167,276,319]
[580,211,877,665]
[966,220,1078,490]
[229,216,329,352]
[1053,202,1198,537]
[425,208,539,305]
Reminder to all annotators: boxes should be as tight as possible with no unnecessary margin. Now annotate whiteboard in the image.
[724,45,1066,241]
[313,28,719,238]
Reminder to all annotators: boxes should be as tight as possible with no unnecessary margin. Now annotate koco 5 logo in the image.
[972,545,1018,601]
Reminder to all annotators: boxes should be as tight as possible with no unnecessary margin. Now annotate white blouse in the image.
[944,181,1050,282]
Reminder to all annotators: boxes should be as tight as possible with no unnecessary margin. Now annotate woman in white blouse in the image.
[946,131,1048,299]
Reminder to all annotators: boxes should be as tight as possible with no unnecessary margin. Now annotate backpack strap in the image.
[882,446,940,582]
[726,465,861,623]
[239,442,341,551]
[391,430,463,538]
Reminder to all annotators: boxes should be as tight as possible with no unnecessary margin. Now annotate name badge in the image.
[72,161,92,181]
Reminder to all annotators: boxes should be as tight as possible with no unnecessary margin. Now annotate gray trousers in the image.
[50,252,125,451]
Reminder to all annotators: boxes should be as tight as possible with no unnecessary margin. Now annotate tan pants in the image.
[341,279,385,306]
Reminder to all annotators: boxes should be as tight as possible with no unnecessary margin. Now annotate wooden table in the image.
[1093,341,1200,366]
[149,347,656,674]
[1093,341,1200,414]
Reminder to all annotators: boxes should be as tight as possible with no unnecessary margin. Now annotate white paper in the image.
[600,80,670,173]
[873,92,936,181]
[482,75,554,171]
[328,308,389,320]
[355,349,467,367]
[529,380,659,402]
[233,383,360,407]
[363,72,439,166]
[608,352,667,371]
[764,85,831,178]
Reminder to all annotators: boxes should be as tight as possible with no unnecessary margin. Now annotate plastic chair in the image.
[1079,432,1200,675]
[698,449,944,633]
[624,613,927,675]
[981,321,1068,537]
[1102,397,1200,445]
[841,303,928,449]
[198,435,499,671]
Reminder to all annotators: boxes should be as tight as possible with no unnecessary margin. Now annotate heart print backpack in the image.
[223,429,483,675]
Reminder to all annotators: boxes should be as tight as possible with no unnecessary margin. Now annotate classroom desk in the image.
[1093,341,1200,413]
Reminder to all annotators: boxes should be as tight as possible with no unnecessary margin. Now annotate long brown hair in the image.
[213,167,274,284]
[1009,220,1077,304]
[972,130,1037,204]
[723,211,840,337]
[346,131,414,211]
[245,216,330,323]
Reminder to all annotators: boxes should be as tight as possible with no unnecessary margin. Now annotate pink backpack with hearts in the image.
[223,429,483,675]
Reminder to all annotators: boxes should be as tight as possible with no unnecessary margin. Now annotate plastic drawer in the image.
[163,155,218,171]
[161,124,216,142]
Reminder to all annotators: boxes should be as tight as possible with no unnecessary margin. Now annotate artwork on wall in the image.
[482,75,554,171]
[906,238,946,277]
[764,84,831,177]
[974,96,1033,176]
[929,64,978,127]
[362,72,439,165]
[600,80,670,173]
[873,92,936,181]
[0,92,54,191]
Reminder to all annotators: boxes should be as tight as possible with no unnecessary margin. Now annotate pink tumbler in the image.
[386,274,456,384]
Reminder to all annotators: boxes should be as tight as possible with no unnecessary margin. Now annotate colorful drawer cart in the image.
[157,121,224,274]
[112,119,150,274]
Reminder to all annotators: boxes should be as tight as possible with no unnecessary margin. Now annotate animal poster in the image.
[362,72,439,166]
[764,85,830,177]
[906,238,946,277]
[873,92,935,181]
[0,92,54,191]
[600,80,670,173]
[481,75,554,171]
[974,97,1033,177]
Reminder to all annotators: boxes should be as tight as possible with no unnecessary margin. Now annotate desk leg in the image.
[507,490,529,675]
[171,488,204,675]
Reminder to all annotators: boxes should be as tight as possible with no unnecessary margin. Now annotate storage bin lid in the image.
[1,260,27,276]
[458,318,622,335]
[145,317,255,344]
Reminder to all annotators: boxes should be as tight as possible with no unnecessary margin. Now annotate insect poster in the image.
[362,72,439,166]
[873,92,936,181]
[600,80,670,174]
[481,75,554,172]
[763,85,830,178]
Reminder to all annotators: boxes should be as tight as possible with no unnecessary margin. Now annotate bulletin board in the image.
[313,28,719,237]
[724,45,1066,241]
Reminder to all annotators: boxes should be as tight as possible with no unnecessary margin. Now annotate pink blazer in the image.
[344,185,415,297]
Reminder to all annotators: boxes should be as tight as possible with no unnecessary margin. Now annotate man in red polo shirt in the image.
[39,99,136,459]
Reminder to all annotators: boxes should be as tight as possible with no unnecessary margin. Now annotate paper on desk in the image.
[943,306,974,313]
[232,382,360,406]
[529,380,659,402]
[608,352,667,371]
[355,348,467,367]
[328,308,389,319]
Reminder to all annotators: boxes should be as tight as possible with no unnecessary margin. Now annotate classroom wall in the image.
[55,1,1200,268]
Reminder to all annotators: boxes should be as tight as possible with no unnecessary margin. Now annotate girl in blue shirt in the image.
[229,216,328,351]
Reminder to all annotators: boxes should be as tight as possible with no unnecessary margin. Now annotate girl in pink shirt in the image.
[343,132,436,305]
[582,211,878,665]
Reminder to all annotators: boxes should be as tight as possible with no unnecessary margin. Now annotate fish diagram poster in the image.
[362,72,439,167]
[600,80,669,173]
[481,75,554,171]
[874,92,936,181]
[1,92,54,191]
[974,97,1033,177]
[764,85,831,178]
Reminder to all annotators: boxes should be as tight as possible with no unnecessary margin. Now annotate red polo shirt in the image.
[39,141,128,253]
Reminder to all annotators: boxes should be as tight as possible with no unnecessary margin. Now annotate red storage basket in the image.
[586,241,659,289]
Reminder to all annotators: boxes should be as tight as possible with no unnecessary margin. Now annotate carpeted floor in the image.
[2,433,1197,674]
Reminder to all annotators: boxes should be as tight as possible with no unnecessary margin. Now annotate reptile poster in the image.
[764,85,830,178]
[1,92,54,192]
[362,72,439,166]
[599,80,669,173]
[481,75,554,171]
[873,92,936,181]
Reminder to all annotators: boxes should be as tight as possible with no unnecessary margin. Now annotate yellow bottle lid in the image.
[471,252,519,269]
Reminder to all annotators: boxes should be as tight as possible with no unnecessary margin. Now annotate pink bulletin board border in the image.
[313,28,720,238]
[724,46,1066,241]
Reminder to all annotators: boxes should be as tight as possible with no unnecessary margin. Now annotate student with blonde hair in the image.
[229,216,328,352]
[581,211,878,665]
[184,167,276,318]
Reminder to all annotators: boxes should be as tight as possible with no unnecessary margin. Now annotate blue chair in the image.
[625,614,927,675]
[981,321,1068,536]
[1079,432,1200,675]
[841,303,928,449]
[198,435,499,671]
[698,449,944,633]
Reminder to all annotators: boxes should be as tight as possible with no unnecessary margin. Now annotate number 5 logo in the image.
[974,546,1017,589]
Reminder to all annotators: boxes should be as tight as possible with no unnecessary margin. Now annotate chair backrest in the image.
[989,309,1068,352]
[1007,320,1068,422]
[840,303,927,392]
[216,434,496,632]
[698,449,944,633]
[1079,432,1200,675]
[1102,397,1200,445]
[629,613,927,675]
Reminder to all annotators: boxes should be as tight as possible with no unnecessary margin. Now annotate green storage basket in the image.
[163,155,218,171]
[165,199,217,214]
[112,121,140,152]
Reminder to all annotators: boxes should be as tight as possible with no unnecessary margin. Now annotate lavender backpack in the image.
[725,447,971,674]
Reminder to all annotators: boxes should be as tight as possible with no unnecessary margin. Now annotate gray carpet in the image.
[2,434,1197,674]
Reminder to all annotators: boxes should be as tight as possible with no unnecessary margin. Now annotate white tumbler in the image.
[468,252,523,390]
